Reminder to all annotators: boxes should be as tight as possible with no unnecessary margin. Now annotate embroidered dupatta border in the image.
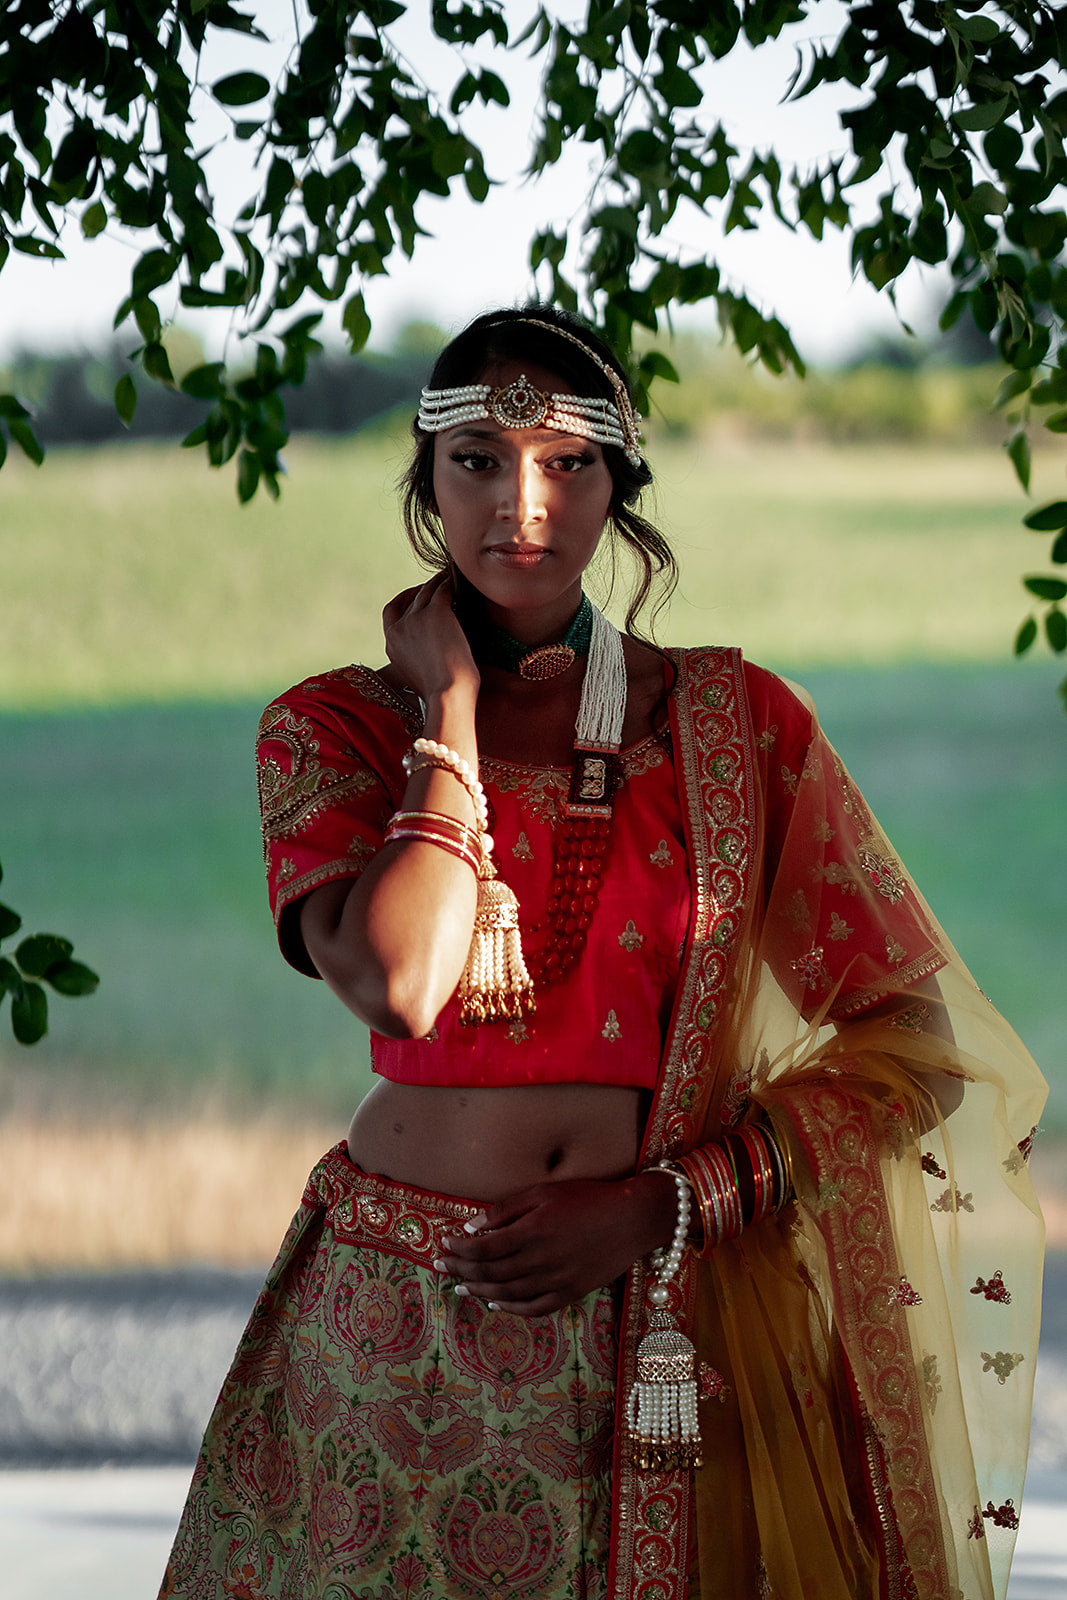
[784,1086,955,1600]
[607,647,756,1600]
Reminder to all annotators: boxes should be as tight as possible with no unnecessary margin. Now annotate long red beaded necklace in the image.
[526,812,613,991]
[475,596,626,1001]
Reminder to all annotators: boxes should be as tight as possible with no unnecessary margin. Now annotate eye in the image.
[552,450,596,473]
[450,449,497,472]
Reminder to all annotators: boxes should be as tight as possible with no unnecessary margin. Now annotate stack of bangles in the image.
[386,738,491,876]
[383,810,483,874]
[675,1121,795,1255]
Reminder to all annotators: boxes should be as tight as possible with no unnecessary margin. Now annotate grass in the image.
[0,1104,337,1272]
[1,431,1061,707]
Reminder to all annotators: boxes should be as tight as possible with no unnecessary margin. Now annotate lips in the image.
[484,544,550,567]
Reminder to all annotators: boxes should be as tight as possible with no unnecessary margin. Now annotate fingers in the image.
[382,572,451,629]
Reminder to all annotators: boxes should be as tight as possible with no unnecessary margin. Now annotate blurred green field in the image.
[1,435,1064,1130]
[1,430,1060,706]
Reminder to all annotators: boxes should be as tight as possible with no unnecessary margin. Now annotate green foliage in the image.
[1,0,1067,692]
[0,853,98,1044]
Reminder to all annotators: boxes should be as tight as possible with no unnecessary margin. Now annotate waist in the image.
[347,1079,648,1202]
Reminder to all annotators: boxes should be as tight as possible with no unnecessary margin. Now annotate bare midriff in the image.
[347,1079,646,1201]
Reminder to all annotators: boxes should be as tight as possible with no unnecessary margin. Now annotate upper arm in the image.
[256,681,401,975]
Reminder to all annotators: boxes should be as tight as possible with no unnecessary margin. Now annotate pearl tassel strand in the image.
[624,1162,703,1472]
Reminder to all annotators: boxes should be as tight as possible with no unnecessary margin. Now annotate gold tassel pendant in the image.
[624,1310,703,1471]
[457,860,535,1026]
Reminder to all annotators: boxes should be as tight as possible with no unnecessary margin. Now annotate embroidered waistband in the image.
[303,1142,483,1268]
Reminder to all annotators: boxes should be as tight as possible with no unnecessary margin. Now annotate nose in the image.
[496,453,547,530]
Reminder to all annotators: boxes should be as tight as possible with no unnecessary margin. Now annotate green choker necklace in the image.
[479,595,594,680]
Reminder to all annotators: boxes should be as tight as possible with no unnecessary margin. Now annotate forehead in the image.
[476,357,578,396]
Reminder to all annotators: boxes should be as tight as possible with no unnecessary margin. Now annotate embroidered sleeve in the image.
[750,667,946,1020]
[256,668,409,974]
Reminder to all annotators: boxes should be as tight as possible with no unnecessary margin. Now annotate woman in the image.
[161,308,1046,1600]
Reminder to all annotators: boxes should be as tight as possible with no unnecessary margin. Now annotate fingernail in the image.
[454,1284,470,1298]
[486,1301,500,1312]
[464,1212,488,1235]
[432,1258,448,1273]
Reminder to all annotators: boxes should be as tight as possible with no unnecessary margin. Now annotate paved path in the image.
[2,1261,1065,1596]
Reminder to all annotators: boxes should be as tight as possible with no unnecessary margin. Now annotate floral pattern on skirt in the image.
[159,1145,618,1600]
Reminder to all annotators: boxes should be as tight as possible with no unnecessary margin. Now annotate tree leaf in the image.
[80,201,107,239]
[237,448,260,503]
[180,362,226,400]
[994,369,1031,410]
[0,903,22,941]
[114,373,137,426]
[1052,529,1067,565]
[1014,615,1037,655]
[212,72,271,107]
[1022,502,1067,532]
[1006,430,1031,492]
[1045,606,1067,653]
[44,958,99,997]
[1044,409,1067,433]
[16,933,73,977]
[954,97,1010,134]
[342,292,371,353]
[8,417,44,465]
[10,981,47,1044]
[1023,575,1067,602]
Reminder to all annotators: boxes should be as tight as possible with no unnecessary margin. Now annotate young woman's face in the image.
[431,359,614,630]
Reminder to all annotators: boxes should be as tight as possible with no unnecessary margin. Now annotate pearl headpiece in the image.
[418,320,645,467]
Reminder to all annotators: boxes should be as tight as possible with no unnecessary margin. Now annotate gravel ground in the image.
[2,1255,1066,1471]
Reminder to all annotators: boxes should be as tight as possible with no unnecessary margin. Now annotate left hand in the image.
[434,1172,677,1318]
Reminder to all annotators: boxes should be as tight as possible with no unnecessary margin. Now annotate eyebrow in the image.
[443,427,591,444]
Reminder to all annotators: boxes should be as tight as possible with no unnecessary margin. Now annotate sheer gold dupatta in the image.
[613,650,1046,1600]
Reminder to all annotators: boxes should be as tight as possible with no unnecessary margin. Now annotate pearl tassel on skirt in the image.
[624,1163,703,1471]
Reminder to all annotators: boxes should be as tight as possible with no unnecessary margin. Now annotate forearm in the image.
[302,684,483,1037]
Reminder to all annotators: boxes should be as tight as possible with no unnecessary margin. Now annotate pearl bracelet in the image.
[648,1162,691,1307]
[403,738,489,835]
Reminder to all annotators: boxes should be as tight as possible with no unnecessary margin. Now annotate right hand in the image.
[382,572,480,703]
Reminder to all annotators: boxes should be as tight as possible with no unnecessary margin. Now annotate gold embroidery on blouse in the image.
[506,1017,528,1044]
[619,920,644,951]
[829,911,853,941]
[276,857,296,883]
[348,835,377,866]
[649,840,673,868]
[512,830,534,861]
[602,1009,622,1041]
[422,1026,440,1042]
[886,935,906,964]
[257,703,378,842]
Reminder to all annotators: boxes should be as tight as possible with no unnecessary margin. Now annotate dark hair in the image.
[399,306,678,635]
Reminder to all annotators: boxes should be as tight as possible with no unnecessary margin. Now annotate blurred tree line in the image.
[1,314,1010,452]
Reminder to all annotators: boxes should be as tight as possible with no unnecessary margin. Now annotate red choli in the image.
[255,657,943,1085]
[255,664,689,1089]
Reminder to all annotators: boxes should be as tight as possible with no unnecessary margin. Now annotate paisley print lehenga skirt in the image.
[159,1143,617,1600]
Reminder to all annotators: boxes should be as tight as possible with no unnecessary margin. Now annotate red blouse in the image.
[255,664,690,1089]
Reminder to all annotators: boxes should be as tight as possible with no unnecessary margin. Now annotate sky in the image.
[0,1,948,368]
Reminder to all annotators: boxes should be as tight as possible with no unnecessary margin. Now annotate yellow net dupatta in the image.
[608,649,1047,1600]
